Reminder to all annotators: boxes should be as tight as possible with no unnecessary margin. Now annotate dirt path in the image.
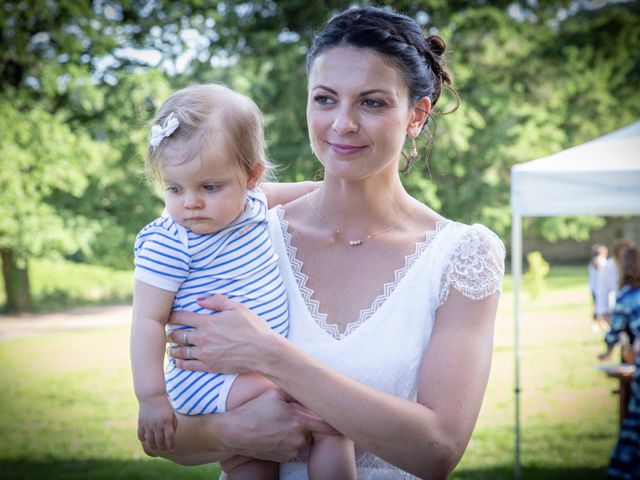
[0,304,132,340]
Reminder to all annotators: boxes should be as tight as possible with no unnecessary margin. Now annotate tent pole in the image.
[512,212,522,480]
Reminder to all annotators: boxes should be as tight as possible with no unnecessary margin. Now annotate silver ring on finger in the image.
[186,345,192,361]
[183,330,189,345]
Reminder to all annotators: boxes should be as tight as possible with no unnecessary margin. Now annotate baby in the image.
[130,84,355,479]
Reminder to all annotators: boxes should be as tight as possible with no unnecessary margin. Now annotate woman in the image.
[595,239,635,325]
[143,7,505,479]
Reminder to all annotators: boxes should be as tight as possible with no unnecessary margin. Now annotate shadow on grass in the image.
[453,465,607,480]
[30,288,132,313]
[1,459,608,480]
[0,458,220,480]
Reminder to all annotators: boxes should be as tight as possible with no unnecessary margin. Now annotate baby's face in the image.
[160,152,250,235]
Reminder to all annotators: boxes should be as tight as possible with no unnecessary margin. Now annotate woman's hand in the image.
[218,388,338,466]
[167,294,277,374]
[139,387,336,466]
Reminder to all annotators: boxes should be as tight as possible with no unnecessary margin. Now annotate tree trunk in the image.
[1,249,31,313]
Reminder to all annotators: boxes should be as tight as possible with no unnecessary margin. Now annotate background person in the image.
[598,246,640,479]
[595,239,635,327]
[589,243,608,331]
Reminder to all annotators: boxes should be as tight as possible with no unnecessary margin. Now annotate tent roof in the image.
[511,120,640,217]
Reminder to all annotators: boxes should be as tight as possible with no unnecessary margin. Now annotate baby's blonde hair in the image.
[146,83,271,183]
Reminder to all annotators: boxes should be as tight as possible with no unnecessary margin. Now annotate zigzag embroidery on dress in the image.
[278,207,454,340]
[277,208,339,338]
[353,219,451,337]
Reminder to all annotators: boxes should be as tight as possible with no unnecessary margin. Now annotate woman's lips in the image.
[329,142,366,155]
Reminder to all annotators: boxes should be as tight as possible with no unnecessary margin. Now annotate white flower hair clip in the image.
[149,112,180,150]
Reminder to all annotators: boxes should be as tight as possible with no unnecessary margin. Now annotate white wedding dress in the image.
[269,207,505,480]
[264,206,506,480]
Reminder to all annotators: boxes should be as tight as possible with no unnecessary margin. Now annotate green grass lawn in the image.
[0,264,620,479]
[0,259,133,312]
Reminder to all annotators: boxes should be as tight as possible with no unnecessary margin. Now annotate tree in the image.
[0,1,195,309]
[0,99,111,311]
[2,0,639,311]
[419,1,640,242]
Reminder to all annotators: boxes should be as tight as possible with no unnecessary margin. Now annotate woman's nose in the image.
[332,106,359,134]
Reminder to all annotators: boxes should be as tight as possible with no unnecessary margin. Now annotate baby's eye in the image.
[165,185,181,193]
[203,184,220,192]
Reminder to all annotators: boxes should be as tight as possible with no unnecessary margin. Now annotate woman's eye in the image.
[362,98,384,108]
[313,95,335,105]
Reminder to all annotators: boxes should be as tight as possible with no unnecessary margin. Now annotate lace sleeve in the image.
[439,224,506,306]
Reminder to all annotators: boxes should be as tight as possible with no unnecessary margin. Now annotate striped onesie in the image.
[134,188,288,414]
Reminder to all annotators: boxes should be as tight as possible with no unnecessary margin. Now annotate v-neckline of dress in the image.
[275,206,451,340]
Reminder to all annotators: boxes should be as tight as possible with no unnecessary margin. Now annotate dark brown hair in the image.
[306,6,459,117]
[620,246,640,289]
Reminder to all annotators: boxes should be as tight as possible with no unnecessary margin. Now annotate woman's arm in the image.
[143,387,337,465]
[260,181,319,209]
[169,290,498,479]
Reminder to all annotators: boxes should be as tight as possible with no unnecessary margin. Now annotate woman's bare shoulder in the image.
[277,194,317,237]
[407,199,447,235]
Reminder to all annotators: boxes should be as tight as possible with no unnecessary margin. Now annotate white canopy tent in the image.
[510,120,640,478]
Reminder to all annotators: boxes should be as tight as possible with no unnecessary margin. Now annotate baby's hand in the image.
[137,395,178,451]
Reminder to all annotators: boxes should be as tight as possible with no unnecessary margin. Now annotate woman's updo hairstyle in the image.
[305,6,459,120]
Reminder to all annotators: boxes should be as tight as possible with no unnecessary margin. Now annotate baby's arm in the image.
[131,280,178,451]
[260,181,319,208]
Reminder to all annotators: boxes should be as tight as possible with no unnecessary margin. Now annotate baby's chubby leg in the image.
[308,432,356,480]
[226,458,279,480]
[225,373,280,480]
[226,372,277,411]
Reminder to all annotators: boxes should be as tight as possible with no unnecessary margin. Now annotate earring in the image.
[408,137,419,163]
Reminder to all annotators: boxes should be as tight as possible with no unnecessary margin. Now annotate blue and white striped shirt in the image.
[134,188,288,414]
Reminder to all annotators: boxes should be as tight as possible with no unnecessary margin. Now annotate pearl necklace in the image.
[306,194,403,247]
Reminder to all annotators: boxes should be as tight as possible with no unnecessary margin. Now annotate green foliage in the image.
[524,251,551,299]
[432,2,640,242]
[2,0,640,308]
[0,99,113,263]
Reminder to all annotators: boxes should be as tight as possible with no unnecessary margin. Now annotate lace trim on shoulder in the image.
[439,224,506,306]
[277,207,450,340]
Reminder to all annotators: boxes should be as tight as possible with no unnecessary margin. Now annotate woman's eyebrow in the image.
[311,84,337,93]
[311,85,398,97]
[360,88,398,97]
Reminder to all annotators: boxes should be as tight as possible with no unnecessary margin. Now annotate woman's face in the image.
[306,46,425,181]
